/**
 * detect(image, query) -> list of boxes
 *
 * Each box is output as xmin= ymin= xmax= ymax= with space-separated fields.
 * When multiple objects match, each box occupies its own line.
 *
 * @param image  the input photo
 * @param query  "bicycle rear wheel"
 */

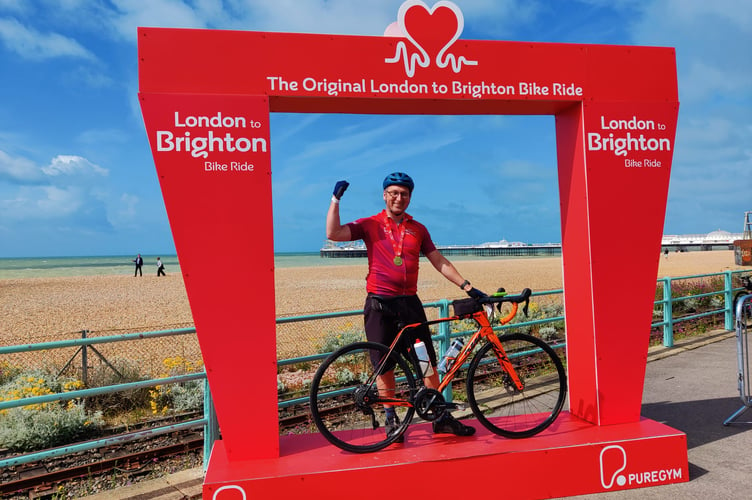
xmin=309 ymin=341 xmax=416 ymax=453
xmin=466 ymin=333 xmax=566 ymax=438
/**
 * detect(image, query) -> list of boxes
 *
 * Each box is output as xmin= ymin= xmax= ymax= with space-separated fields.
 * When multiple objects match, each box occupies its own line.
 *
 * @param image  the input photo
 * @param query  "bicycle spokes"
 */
xmin=309 ymin=342 xmax=416 ymax=453
xmin=466 ymin=333 xmax=567 ymax=438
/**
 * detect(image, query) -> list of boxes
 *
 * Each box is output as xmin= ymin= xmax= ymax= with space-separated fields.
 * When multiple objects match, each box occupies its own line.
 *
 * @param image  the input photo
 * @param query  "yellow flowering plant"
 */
xmin=148 ymin=356 xmax=204 ymax=415
xmin=0 ymin=369 xmax=103 ymax=452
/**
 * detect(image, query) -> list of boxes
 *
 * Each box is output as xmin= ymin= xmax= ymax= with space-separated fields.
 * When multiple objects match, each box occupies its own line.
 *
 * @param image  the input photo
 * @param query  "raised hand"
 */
xmin=333 ymin=180 xmax=349 ymax=200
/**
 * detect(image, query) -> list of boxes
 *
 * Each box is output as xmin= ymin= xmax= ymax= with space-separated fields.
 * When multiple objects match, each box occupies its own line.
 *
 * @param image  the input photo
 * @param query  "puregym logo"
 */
xmin=599 ymin=445 xmax=683 ymax=490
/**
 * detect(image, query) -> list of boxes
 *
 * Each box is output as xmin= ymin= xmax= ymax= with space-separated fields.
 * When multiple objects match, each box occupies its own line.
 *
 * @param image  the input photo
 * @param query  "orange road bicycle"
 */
xmin=309 ymin=288 xmax=567 ymax=453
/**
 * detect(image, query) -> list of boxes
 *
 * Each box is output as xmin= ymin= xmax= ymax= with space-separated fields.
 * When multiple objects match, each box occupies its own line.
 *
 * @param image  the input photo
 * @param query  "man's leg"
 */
xmin=405 ymin=299 xmax=475 ymax=438
xmin=376 ymin=370 xmax=404 ymax=442
xmin=376 ymin=370 xmax=396 ymax=399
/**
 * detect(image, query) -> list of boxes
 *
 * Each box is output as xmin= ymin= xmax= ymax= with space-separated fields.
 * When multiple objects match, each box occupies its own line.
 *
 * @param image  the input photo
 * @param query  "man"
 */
xmin=326 ymin=172 xmax=479 ymax=440
xmin=133 ymin=253 xmax=143 ymax=277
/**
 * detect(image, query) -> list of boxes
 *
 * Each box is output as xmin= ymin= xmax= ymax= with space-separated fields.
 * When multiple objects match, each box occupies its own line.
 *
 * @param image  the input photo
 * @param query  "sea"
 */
xmin=0 ymin=252 xmax=518 ymax=279
xmin=0 ymin=253 xmax=367 ymax=279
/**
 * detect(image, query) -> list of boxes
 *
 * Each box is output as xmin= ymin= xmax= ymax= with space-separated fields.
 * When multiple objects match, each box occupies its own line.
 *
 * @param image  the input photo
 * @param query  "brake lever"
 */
xmin=494 ymin=287 xmax=507 ymax=312
xmin=521 ymin=288 xmax=532 ymax=317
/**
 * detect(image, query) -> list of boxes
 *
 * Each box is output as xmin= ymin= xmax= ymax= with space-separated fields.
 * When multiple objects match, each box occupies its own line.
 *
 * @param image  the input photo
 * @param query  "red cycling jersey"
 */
xmin=347 ymin=210 xmax=436 ymax=296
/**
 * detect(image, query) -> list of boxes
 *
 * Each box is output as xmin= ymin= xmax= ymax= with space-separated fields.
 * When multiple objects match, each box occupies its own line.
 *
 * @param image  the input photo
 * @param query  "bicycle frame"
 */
xmin=371 ymin=299 xmax=525 ymax=408
xmin=438 ymin=301 xmax=524 ymax=393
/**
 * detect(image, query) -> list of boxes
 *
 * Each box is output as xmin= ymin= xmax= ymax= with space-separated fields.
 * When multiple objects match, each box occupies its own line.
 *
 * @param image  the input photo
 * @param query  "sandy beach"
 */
xmin=0 ymin=250 xmax=748 ymax=369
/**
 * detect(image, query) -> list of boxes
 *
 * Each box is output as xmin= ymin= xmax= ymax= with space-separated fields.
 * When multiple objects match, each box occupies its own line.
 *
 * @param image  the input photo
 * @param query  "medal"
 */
xmin=383 ymin=211 xmax=411 ymax=269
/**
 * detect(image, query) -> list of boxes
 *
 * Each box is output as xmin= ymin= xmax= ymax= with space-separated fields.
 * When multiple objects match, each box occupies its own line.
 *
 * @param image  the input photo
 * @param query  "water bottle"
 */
xmin=414 ymin=339 xmax=434 ymax=377
xmin=438 ymin=339 xmax=464 ymax=374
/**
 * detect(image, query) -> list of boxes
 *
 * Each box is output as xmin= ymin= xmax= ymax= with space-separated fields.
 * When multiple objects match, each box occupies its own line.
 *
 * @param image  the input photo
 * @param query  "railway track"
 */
xmin=0 ymin=367 xmax=545 ymax=498
xmin=0 ymin=430 xmax=203 ymax=498
xmin=0 ymin=410 xmax=313 ymax=498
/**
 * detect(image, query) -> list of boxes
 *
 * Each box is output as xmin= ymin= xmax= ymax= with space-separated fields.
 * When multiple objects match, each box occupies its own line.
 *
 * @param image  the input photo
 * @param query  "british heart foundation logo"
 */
xmin=385 ymin=0 xmax=478 ymax=77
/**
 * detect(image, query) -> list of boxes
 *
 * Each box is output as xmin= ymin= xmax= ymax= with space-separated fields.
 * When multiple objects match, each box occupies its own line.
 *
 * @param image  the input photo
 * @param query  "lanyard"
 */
xmin=382 ymin=211 xmax=412 ymax=265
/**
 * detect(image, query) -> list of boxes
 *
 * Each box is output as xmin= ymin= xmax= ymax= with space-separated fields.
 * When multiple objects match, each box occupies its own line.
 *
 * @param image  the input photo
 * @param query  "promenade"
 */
xmin=84 ymin=330 xmax=751 ymax=499
xmin=572 ymin=331 xmax=751 ymax=499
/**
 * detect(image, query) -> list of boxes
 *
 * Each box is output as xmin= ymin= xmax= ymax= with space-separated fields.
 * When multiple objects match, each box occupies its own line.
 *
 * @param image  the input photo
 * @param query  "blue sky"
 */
xmin=0 ymin=0 xmax=750 ymax=257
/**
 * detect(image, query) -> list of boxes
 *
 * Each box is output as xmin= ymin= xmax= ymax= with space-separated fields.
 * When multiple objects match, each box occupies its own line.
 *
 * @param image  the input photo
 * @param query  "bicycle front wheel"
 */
xmin=309 ymin=342 xmax=416 ymax=453
xmin=466 ymin=333 xmax=567 ymax=438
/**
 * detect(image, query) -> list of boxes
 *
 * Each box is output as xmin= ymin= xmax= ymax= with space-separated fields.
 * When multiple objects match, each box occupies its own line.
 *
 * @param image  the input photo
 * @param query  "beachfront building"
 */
xmin=661 ymin=229 xmax=743 ymax=252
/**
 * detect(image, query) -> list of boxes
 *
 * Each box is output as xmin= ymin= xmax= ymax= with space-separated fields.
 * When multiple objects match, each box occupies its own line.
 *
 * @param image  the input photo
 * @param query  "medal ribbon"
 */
xmin=383 ymin=212 xmax=412 ymax=261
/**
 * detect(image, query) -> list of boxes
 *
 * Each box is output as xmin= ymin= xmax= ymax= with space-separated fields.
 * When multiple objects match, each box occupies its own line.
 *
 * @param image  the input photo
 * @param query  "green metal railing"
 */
xmin=654 ymin=270 xmax=749 ymax=347
xmin=278 ymin=288 xmax=566 ymax=406
xmin=0 ymin=329 xmax=219 ymax=471
xmin=1 ymin=269 xmax=750 ymax=471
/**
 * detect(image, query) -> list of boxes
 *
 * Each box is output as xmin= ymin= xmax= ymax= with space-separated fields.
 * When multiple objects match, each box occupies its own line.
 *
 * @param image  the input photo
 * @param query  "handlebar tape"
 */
xmin=480 ymin=288 xmax=532 ymax=304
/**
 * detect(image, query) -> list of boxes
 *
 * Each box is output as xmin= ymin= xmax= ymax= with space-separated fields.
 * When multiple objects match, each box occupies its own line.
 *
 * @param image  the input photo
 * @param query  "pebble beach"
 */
xmin=0 ymin=250 xmax=746 ymax=346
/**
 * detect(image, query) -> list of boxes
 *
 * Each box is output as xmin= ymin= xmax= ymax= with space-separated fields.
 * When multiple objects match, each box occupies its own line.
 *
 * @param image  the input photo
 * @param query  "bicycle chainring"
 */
xmin=414 ymin=388 xmax=446 ymax=421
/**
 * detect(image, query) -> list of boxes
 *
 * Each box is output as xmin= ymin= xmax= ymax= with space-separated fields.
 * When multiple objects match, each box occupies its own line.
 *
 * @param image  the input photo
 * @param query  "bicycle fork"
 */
xmin=487 ymin=334 xmax=525 ymax=392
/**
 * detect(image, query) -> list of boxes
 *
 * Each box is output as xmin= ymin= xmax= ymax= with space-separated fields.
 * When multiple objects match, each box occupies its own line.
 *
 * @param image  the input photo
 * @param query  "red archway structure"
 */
xmin=139 ymin=2 xmax=685 ymax=497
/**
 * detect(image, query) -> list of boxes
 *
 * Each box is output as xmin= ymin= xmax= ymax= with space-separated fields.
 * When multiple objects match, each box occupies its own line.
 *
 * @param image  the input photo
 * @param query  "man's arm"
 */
xmin=425 ymin=249 xmax=472 ymax=293
xmin=326 ymin=180 xmax=352 ymax=242
xmin=326 ymin=198 xmax=352 ymax=241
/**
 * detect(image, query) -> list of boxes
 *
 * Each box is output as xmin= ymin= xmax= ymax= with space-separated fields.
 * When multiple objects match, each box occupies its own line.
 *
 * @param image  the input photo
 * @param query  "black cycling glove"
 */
xmin=333 ymin=180 xmax=349 ymax=200
xmin=466 ymin=287 xmax=487 ymax=299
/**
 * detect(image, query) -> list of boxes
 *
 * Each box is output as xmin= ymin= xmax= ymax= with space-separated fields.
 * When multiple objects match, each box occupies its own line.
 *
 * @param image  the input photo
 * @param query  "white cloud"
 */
xmin=1 ymin=185 xmax=80 ymax=220
xmin=630 ymin=0 xmax=752 ymax=102
xmin=0 ymin=149 xmax=43 ymax=183
xmin=36 ymin=185 xmax=82 ymax=216
xmin=101 ymin=0 xmax=542 ymax=41
xmin=0 ymin=17 xmax=96 ymax=60
xmin=107 ymin=0 xmax=210 ymax=40
xmin=41 ymin=155 xmax=109 ymax=178
xmin=0 ymin=0 xmax=26 ymax=14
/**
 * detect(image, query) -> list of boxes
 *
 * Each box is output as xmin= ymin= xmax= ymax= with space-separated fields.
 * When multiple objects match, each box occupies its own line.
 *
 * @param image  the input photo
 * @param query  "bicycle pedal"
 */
xmin=446 ymin=402 xmax=466 ymax=411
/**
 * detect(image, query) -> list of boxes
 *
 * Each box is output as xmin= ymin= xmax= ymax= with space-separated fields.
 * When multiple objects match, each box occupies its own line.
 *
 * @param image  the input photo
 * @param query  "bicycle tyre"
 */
xmin=466 ymin=333 xmax=567 ymax=438
xmin=309 ymin=341 xmax=416 ymax=453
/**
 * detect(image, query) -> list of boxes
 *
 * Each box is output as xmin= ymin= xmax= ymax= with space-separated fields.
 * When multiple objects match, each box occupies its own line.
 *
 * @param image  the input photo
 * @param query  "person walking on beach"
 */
xmin=156 ymin=257 xmax=166 ymax=276
xmin=326 ymin=172 xmax=483 ymax=441
xmin=133 ymin=254 xmax=143 ymax=277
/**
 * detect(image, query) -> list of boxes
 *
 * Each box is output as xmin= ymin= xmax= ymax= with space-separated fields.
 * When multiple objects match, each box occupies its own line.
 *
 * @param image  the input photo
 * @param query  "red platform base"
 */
xmin=204 ymin=412 xmax=688 ymax=499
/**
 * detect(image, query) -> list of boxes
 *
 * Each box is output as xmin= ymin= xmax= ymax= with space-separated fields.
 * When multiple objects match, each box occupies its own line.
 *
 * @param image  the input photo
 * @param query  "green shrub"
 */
xmin=505 ymin=300 xmax=565 ymax=338
xmin=149 ymin=357 xmax=204 ymax=415
xmin=317 ymin=323 xmax=365 ymax=354
xmin=0 ymin=370 xmax=104 ymax=452
xmin=85 ymin=358 xmax=152 ymax=416
xmin=538 ymin=326 xmax=559 ymax=342
xmin=0 ymin=360 xmax=21 ymax=385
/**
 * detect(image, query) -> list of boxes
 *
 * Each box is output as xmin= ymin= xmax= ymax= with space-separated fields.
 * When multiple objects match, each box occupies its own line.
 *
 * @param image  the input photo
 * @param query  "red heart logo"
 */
xmin=401 ymin=2 xmax=462 ymax=62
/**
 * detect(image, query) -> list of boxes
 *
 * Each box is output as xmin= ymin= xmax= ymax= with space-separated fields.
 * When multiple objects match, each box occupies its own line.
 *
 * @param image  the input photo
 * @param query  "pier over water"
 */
xmin=320 ymin=244 xmax=562 ymax=258
xmin=321 ymin=228 xmax=745 ymax=259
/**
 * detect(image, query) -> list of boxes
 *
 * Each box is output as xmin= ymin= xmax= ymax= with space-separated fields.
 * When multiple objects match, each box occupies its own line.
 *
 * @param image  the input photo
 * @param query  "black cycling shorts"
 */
xmin=363 ymin=293 xmax=437 ymax=371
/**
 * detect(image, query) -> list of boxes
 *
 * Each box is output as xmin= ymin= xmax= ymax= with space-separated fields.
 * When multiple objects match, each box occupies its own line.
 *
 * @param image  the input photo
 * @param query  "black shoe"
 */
xmin=385 ymin=414 xmax=405 ymax=443
xmin=433 ymin=413 xmax=475 ymax=436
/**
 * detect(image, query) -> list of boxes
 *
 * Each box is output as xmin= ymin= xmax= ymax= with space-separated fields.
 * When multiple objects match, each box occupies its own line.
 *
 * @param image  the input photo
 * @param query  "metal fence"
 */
xmin=0 ymin=269 xmax=750 ymax=470
xmin=724 ymin=292 xmax=752 ymax=425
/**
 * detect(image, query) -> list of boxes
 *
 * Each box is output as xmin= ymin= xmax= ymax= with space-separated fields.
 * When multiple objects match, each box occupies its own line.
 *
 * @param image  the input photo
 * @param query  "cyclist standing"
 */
xmin=326 ymin=172 xmax=480 ymax=440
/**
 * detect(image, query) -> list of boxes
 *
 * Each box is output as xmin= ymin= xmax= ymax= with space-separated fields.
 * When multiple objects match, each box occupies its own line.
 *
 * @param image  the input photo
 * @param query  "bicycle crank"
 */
xmin=414 ymin=388 xmax=447 ymax=421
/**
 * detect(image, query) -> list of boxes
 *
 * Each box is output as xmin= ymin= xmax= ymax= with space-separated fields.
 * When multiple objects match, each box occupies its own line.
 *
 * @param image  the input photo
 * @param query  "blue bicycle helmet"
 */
xmin=383 ymin=172 xmax=414 ymax=193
